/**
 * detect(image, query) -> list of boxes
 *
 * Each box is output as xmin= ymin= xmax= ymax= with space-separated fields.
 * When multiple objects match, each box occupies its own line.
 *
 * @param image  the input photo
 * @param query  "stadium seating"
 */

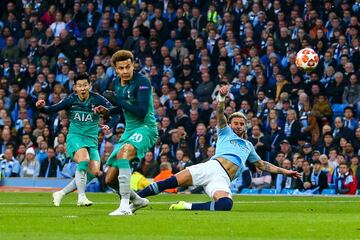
xmin=240 ymin=188 xmax=260 ymax=194
xmin=321 ymin=189 xmax=336 ymax=195
xmin=260 ymin=189 xmax=280 ymax=194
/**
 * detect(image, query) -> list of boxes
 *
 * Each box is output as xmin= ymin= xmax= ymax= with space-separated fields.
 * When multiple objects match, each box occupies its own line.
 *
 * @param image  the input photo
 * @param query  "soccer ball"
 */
xmin=295 ymin=48 xmax=319 ymax=72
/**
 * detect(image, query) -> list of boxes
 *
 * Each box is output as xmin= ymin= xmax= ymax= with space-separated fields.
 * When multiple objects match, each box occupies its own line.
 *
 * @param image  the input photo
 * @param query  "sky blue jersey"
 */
xmin=210 ymin=126 xmax=261 ymax=178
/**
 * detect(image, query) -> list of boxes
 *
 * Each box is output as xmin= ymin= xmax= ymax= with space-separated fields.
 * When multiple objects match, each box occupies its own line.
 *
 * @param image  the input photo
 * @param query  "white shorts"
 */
xmin=187 ymin=160 xmax=231 ymax=198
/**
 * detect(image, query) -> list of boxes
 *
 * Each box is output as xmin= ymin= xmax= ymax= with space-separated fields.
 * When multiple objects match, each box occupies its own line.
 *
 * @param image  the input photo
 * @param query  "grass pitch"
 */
xmin=0 ymin=192 xmax=359 ymax=240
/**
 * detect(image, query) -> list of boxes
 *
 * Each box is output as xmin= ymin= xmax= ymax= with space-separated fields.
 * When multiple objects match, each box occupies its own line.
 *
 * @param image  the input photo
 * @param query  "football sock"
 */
xmin=138 ymin=176 xmax=178 ymax=198
xmin=118 ymin=159 xmax=131 ymax=208
xmin=75 ymin=161 xmax=89 ymax=196
xmin=191 ymin=197 xmax=233 ymax=211
xmin=62 ymin=172 xmax=95 ymax=195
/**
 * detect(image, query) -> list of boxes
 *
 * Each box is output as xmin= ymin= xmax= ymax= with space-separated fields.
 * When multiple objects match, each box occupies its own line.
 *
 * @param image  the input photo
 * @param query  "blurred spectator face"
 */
xmin=334 ymin=117 xmax=343 ymax=128
xmin=161 ymin=117 xmax=170 ymax=128
xmin=251 ymin=125 xmax=261 ymax=136
xmin=196 ymin=124 xmax=206 ymax=136
xmin=355 ymin=128 xmax=360 ymax=139
xmin=144 ymin=151 xmax=154 ymax=163
xmin=339 ymin=164 xmax=349 ymax=175
xmin=190 ymin=111 xmax=199 ymax=122
xmin=331 ymin=18 xmax=340 ymax=28
xmin=6 ymin=36 xmax=14 ymax=47
xmin=47 ymin=148 xmax=55 ymax=159
xmin=207 ymin=147 xmax=215 ymax=158
xmin=319 ymin=154 xmax=329 ymax=165
xmin=303 ymin=161 xmax=311 ymax=172
xmin=5 ymin=148 xmax=13 ymax=161
xmin=350 ymin=74 xmax=358 ymax=85
xmin=324 ymin=134 xmax=333 ymax=145
xmin=350 ymin=156 xmax=359 ymax=166
xmin=282 ymin=159 xmax=292 ymax=169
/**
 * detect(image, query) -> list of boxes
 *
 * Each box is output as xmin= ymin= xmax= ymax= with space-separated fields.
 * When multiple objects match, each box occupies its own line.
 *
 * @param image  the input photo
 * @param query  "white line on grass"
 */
xmin=1 ymin=200 xmax=360 ymax=205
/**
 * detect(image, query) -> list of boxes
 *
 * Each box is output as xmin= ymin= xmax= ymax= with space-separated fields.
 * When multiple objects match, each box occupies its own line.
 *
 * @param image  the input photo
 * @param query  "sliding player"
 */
xmin=137 ymin=86 xmax=301 ymax=211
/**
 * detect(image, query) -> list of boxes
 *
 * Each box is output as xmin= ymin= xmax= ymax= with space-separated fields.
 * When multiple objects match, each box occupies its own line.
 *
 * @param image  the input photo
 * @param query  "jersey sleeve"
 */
xmin=113 ymin=76 xmax=151 ymax=118
xmin=94 ymin=93 xmax=120 ymax=129
xmin=40 ymin=94 xmax=73 ymax=114
xmin=247 ymin=142 xmax=262 ymax=164
xmin=216 ymin=125 xmax=232 ymax=137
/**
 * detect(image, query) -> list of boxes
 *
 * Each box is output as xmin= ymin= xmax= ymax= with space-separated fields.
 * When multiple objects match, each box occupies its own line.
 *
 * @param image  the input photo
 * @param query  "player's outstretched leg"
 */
xmin=169 ymin=197 xmax=233 ymax=211
xmin=75 ymin=161 xmax=93 ymax=206
xmin=137 ymin=176 xmax=179 ymax=198
xmin=109 ymin=144 xmax=136 ymax=216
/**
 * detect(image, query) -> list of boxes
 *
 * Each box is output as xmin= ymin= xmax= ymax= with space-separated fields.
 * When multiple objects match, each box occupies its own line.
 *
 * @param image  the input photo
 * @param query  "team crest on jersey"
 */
xmin=74 ymin=112 xmax=93 ymax=122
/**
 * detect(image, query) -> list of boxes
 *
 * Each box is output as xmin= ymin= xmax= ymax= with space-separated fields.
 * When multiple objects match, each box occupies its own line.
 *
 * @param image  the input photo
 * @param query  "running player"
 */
xmin=36 ymin=73 xmax=117 ymax=206
xmin=137 ymin=85 xmax=301 ymax=211
xmin=94 ymin=50 xmax=158 ymax=215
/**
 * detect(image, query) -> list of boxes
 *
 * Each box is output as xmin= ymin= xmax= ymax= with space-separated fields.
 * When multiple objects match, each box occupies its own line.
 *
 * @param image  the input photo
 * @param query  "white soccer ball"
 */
xmin=295 ymin=48 xmax=319 ymax=72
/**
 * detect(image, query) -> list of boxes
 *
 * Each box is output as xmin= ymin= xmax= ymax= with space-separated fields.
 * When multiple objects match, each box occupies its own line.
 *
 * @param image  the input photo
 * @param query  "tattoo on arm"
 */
xmin=216 ymin=101 xmax=227 ymax=128
xmin=256 ymin=160 xmax=283 ymax=174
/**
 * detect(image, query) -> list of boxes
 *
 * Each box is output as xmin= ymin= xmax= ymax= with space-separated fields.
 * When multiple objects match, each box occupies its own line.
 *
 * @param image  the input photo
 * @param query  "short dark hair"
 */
xmin=111 ymin=50 xmax=134 ymax=66
xmin=74 ymin=73 xmax=90 ymax=84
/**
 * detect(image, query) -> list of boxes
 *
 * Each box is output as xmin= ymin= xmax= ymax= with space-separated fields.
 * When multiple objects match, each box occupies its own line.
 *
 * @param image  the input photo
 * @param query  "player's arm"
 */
xmin=36 ymin=95 xmax=73 ymax=114
xmin=216 ymin=85 xmax=228 ymax=129
xmin=112 ymin=78 xmax=151 ymax=118
xmin=254 ymin=160 xmax=301 ymax=178
xmin=96 ymin=94 xmax=120 ymax=129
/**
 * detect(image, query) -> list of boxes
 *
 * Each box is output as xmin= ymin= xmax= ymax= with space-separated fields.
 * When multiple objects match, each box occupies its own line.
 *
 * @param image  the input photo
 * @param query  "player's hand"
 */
xmin=285 ymin=170 xmax=302 ymax=179
xmin=100 ymin=124 xmax=110 ymax=131
xmin=219 ymin=85 xmax=229 ymax=97
xmin=35 ymin=99 xmax=46 ymax=108
xmin=94 ymin=105 xmax=109 ymax=114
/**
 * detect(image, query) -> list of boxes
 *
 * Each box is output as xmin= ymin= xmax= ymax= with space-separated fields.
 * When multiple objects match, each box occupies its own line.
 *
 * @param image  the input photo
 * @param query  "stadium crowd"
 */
xmin=0 ymin=0 xmax=360 ymax=195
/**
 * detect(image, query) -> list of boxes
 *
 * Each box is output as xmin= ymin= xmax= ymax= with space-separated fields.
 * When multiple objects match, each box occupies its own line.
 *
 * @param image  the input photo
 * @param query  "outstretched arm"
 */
xmin=254 ymin=160 xmax=302 ymax=178
xmin=36 ymin=95 xmax=73 ymax=114
xmin=216 ymin=85 xmax=229 ymax=129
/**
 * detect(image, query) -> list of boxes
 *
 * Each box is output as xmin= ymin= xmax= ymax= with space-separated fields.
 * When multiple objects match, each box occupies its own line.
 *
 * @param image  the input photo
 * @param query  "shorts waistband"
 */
xmin=214 ymin=159 xmax=232 ymax=181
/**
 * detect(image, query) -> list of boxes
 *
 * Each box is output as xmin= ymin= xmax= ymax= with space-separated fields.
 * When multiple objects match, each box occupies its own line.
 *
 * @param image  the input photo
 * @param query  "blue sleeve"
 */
xmin=41 ymin=94 xmax=73 ymax=114
xmin=35 ymin=161 xmax=40 ymax=177
xmin=12 ymin=161 xmax=20 ymax=176
xmin=216 ymin=126 xmax=231 ymax=137
xmin=247 ymin=142 xmax=261 ymax=164
xmin=110 ymin=77 xmax=151 ymax=118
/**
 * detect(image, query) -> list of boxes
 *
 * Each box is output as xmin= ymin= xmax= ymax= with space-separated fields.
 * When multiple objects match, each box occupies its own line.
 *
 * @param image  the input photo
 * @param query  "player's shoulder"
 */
xmin=134 ymin=72 xmax=150 ymax=85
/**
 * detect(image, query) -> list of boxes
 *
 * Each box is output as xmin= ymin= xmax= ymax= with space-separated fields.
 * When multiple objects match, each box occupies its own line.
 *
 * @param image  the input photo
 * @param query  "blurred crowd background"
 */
xmin=0 ymin=0 xmax=359 ymax=194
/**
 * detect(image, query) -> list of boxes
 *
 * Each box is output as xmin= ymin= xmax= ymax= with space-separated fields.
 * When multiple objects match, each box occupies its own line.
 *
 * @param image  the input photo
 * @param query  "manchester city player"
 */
xmin=137 ymin=85 xmax=301 ymax=211
xmin=94 ymin=50 xmax=158 ymax=216
xmin=36 ymin=73 xmax=116 ymax=207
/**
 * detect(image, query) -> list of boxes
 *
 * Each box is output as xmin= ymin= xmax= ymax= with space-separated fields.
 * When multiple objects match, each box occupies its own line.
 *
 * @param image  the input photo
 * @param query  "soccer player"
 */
xmin=94 ymin=50 xmax=158 ymax=216
xmin=137 ymin=86 xmax=301 ymax=211
xmin=36 ymin=73 xmax=117 ymax=206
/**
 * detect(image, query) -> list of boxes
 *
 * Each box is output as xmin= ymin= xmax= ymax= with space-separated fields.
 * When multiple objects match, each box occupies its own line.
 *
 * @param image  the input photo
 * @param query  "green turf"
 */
xmin=0 ymin=192 xmax=360 ymax=240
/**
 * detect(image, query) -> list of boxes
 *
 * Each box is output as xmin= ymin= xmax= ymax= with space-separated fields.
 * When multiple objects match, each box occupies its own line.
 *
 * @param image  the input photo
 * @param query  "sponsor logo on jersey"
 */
xmin=74 ymin=112 xmax=93 ymax=122
xmin=139 ymin=85 xmax=149 ymax=90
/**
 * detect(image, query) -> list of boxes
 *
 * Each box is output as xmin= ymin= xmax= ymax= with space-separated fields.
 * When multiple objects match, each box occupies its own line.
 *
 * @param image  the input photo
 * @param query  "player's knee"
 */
xmin=116 ymin=144 xmax=136 ymax=159
xmin=215 ymin=197 xmax=233 ymax=211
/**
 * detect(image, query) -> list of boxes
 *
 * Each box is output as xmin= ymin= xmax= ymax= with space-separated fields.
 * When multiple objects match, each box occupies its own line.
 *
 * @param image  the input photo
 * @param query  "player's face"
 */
xmin=230 ymin=117 xmax=246 ymax=137
xmin=115 ymin=59 xmax=134 ymax=82
xmin=75 ymin=79 xmax=91 ymax=100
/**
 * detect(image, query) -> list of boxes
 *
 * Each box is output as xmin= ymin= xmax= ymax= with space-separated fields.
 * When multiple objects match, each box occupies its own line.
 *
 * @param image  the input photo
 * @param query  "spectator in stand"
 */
xmin=20 ymin=148 xmax=40 ymax=177
xmin=0 ymin=148 xmax=20 ymax=177
xmin=39 ymin=147 xmax=62 ymax=178
xmin=251 ymin=167 xmax=272 ymax=190
xmin=335 ymin=163 xmax=358 ymax=195
xmin=350 ymin=156 xmax=360 ymax=189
